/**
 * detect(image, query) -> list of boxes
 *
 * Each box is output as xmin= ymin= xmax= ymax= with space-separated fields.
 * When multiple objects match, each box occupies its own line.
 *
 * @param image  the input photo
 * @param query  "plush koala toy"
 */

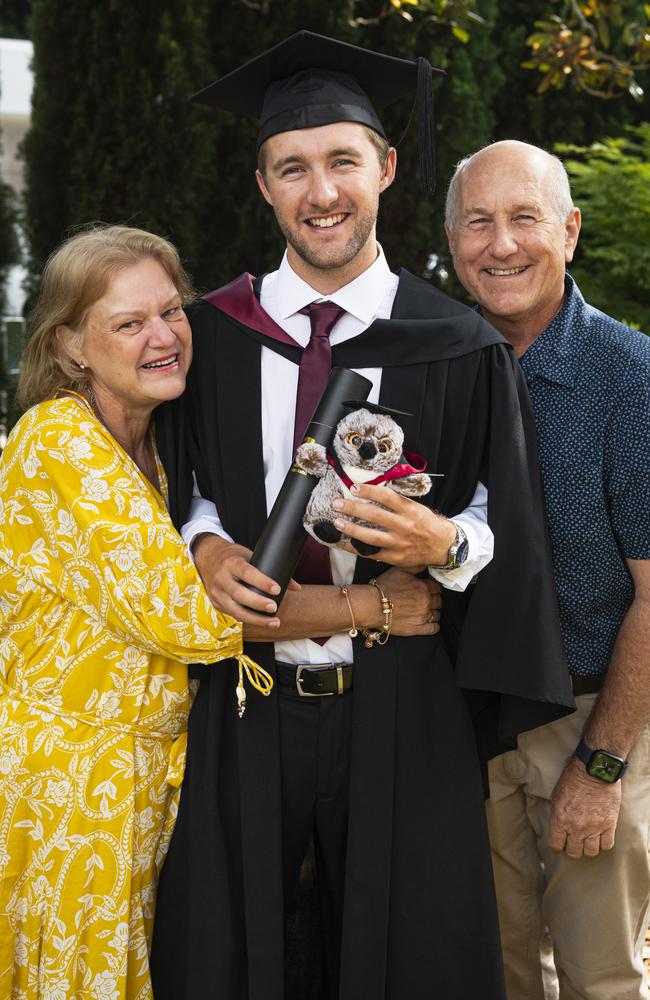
xmin=294 ymin=404 xmax=432 ymax=555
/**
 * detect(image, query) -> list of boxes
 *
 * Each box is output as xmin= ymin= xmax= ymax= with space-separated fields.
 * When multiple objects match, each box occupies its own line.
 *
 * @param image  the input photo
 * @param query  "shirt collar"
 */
xmin=518 ymin=274 xmax=587 ymax=387
xmin=275 ymin=245 xmax=393 ymax=324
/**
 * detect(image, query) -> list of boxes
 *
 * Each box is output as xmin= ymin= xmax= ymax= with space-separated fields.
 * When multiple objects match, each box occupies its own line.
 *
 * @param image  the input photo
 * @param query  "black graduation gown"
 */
xmin=151 ymin=270 xmax=574 ymax=1000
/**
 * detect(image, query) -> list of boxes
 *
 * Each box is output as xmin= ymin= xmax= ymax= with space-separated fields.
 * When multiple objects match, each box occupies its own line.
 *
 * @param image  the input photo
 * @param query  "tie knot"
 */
xmin=303 ymin=301 xmax=345 ymax=341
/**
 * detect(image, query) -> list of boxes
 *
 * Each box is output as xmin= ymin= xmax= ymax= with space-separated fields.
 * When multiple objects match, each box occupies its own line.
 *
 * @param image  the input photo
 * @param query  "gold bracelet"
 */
xmin=340 ymin=586 xmax=358 ymax=638
xmin=362 ymin=578 xmax=393 ymax=648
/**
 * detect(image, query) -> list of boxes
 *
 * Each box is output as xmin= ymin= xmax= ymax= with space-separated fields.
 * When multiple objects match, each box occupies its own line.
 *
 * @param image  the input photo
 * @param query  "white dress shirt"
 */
xmin=184 ymin=247 xmax=494 ymax=665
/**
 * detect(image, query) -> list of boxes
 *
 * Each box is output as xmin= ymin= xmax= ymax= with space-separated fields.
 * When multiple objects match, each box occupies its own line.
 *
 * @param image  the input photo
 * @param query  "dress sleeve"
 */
xmin=0 ymin=401 xmax=243 ymax=664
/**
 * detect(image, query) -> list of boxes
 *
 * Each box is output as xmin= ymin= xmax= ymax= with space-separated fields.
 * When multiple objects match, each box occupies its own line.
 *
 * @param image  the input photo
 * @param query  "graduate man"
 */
xmin=151 ymin=32 xmax=574 ymax=1000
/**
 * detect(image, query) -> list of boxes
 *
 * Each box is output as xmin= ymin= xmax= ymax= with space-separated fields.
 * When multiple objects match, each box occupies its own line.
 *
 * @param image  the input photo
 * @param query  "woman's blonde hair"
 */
xmin=18 ymin=224 xmax=195 ymax=410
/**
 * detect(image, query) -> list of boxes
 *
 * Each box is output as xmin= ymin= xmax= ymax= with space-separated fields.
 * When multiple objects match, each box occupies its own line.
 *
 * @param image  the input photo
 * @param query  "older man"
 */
xmin=446 ymin=139 xmax=650 ymax=1000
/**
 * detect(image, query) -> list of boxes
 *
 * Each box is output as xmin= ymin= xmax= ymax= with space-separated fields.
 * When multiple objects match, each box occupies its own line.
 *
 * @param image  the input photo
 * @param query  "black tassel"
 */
xmin=417 ymin=56 xmax=437 ymax=200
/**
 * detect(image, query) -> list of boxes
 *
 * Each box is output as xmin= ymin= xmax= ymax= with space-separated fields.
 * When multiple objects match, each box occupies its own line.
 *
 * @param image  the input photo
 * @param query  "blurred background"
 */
xmin=0 ymin=0 xmax=648 ymax=445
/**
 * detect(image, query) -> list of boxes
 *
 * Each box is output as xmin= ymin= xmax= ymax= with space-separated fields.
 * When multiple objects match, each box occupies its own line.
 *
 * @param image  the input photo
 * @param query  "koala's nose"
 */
xmin=358 ymin=441 xmax=377 ymax=460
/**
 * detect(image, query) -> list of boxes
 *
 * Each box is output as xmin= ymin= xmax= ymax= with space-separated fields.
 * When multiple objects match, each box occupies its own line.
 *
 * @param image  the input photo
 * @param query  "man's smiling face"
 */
xmin=446 ymin=144 xmax=580 ymax=339
xmin=256 ymin=121 xmax=395 ymax=289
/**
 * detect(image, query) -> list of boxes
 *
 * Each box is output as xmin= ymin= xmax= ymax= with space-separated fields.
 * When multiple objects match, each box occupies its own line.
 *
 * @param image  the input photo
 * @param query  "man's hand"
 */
xmin=332 ymin=484 xmax=456 ymax=566
xmin=374 ymin=566 xmax=442 ymax=636
xmin=193 ymin=533 xmax=298 ymax=627
xmin=548 ymin=756 xmax=622 ymax=858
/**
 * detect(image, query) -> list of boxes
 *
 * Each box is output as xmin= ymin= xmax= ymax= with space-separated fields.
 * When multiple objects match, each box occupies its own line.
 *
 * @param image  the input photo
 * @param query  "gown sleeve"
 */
xmin=450 ymin=346 xmax=575 ymax=753
xmin=0 ymin=400 xmax=243 ymax=665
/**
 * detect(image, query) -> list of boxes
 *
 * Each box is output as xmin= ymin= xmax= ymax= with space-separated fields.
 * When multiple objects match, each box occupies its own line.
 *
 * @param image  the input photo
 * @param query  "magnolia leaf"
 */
xmin=628 ymin=78 xmax=644 ymax=100
xmin=452 ymin=25 xmax=470 ymax=42
xmin=596 ymin=15 xmax=610 ymax=47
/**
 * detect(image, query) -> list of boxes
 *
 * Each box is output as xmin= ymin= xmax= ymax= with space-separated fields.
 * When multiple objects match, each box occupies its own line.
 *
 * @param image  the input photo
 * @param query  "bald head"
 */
xmin=446 ymin=141 xmax=574 ymax=232
xmin=443 ymin=139 xmax=581 ymax=351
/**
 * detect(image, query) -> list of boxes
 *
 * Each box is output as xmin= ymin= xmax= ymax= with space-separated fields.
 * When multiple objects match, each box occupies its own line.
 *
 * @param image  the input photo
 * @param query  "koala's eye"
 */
xmin=347 ymin=433 xmax=363 ymax=447
xmin=378 ymin=439 xmax=390 ymax=454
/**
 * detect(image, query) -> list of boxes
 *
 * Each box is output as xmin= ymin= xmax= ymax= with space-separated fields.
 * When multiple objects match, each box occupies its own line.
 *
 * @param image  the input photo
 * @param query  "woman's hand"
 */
xmin=193 ymin=533 xmax=299 ymax=627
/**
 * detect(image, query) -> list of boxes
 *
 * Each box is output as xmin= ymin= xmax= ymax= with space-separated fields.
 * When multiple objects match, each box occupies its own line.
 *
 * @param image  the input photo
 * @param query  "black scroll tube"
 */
xmin=248 ymin=367 xmax=372 ymax=605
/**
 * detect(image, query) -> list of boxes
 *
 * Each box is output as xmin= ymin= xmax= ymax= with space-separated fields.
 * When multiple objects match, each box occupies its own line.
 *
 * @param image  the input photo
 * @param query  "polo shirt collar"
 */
xmin=275 ymin=244 xmax=392 ymax=324
xmin=519 ymin=275 xmax=586 ymax=388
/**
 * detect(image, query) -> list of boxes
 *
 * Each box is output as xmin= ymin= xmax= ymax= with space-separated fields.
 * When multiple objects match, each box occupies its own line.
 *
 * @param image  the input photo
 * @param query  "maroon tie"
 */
xmin=293 ymin=302 xmax=345 ymax=601
xmin=293 ymin=301 xmax=345 ymax=454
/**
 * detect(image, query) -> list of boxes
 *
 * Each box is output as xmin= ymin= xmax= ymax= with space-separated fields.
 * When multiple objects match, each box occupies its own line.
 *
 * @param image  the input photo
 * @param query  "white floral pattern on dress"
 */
xmin=0 ymin=397 xmax=243 ymax=999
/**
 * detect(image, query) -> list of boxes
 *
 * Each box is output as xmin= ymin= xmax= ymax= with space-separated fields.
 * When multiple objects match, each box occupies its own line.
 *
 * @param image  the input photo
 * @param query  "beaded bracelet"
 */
xmin=362 ymin=579 xmax=393 ymax=648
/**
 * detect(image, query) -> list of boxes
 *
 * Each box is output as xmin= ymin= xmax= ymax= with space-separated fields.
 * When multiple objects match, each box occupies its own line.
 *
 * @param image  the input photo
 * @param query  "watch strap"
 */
xmin=574 ymin=739 xmax=592 ymax=768
xmin=430 ymin=522 xmax=468 ymax=570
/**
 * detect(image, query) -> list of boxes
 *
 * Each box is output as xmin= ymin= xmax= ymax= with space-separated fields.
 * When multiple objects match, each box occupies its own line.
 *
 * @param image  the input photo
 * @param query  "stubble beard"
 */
xmin=277 ymin=200 xmax=379 ymax=272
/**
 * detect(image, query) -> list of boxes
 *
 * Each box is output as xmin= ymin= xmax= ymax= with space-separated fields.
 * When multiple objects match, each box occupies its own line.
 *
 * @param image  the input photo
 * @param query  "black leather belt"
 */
xmin=276 ymin=661 xmax=353 ymax=697
xmin=571 ymin=674 xmax=603 ymax=696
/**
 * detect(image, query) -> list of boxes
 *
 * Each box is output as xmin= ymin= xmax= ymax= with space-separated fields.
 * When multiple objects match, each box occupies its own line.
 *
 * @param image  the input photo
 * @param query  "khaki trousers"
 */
xmin=487 ymin=694 xmax=650 ymax=1000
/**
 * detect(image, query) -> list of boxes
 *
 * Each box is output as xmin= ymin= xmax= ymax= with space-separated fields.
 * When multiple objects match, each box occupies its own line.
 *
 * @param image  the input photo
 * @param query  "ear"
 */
xmin=444 ymin=222 xmax=455 ymax=255
xmin=379 ymin=147 xmax=397 ymax=194
xmin=256 ymin=169 xmax=274 ymax=206
xmin=564 ymin=207 xmax=581 ymax=263
xmin=56 ymin=324 xmax=84 ymax=367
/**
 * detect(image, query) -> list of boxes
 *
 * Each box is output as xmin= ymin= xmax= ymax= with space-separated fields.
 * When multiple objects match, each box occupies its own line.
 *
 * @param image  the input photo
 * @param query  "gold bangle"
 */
xmin=362 ymin=578 xmax=393 ymax=648
xmin=340 ymin=586 xmax=358 ymax=638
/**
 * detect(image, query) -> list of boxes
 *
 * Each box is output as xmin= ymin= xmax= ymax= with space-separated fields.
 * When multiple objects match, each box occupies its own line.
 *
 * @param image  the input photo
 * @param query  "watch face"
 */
xmin=454 ymin=537 xmax=469 ymax=567
xmin=587 ymin=751 xmax=625 ymax=783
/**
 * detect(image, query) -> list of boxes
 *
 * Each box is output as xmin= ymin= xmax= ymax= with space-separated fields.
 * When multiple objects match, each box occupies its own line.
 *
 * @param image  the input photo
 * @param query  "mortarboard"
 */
xmin=342 ymin=400 xmax=412 ymax=420
xmin=191 ymin=30 xmax=444 ymax=198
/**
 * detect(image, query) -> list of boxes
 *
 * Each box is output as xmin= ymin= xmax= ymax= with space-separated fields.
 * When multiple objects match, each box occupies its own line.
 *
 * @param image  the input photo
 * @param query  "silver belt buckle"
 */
xmin=295 ymin=662 xmax=337 ymax=697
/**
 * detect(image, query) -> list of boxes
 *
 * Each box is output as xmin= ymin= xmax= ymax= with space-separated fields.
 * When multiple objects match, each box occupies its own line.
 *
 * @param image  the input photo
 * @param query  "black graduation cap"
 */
xmin=191 ymin=30 xmax=444 ymax=198
xmin=342 ymin=400 xmax=413 ymax=420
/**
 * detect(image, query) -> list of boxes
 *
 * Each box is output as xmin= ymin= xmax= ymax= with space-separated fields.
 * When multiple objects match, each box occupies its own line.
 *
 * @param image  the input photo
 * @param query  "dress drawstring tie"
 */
xmin=235 ymin=654 xmax=274 ymax=718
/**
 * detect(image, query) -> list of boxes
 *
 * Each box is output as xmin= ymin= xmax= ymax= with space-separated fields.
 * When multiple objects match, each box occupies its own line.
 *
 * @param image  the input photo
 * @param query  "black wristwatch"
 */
xmin=575 ymin=739 xmax=628 ymax=784
xmin=431 ymin=522 xmax=469 ymax=570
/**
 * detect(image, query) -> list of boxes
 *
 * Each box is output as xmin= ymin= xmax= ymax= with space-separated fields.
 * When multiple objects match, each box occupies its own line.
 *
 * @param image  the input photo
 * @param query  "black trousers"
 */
xmin=278 ymin=683 xmax=354 ymax=1000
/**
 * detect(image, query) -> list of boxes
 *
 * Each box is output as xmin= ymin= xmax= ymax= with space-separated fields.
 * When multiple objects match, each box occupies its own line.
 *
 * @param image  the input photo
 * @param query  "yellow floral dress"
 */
xmin=0 ymin=396 xmax=246 ymax=999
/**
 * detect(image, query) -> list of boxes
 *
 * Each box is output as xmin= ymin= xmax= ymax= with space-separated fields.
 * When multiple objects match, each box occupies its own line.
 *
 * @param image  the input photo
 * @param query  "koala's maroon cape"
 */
xmin=152 ymin=269 xmax=574 ymax=1000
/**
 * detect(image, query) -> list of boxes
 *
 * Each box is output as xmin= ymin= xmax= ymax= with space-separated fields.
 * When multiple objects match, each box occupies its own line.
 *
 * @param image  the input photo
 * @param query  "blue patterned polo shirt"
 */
xmin=519 ymin=275 xmax=650 ymax=676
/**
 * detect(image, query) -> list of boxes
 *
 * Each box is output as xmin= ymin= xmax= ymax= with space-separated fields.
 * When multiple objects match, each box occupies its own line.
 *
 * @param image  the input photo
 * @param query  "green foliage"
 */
xmin=0 ymin=180 xmax=19 ymax=317
xmin=348 ymin=0 xmax=485 ymax=33
xmin=488 ymin=0 xmax=649 ymax=146
xmin=0 ymin=25 xmax=22 ymax=442
xmin=523 ymin=1 xmax=649 ymax=101
xmin=0 ymin=0 xmax=31 ymax=38
xmin=0 ymin=86 xmax=20 ymax=301
xmin=557 ymin=123 xmax=650 ymax=329
xmin=23 ymin=0 xmax=218 ymax=281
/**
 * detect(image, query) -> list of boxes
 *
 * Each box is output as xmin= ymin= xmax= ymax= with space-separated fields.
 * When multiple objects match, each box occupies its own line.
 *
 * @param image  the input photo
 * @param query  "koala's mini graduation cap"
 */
xmin=191 ymin=30 xmax=444 ymax=198
xmin=343 ymin=400 xmax=414 ymax=432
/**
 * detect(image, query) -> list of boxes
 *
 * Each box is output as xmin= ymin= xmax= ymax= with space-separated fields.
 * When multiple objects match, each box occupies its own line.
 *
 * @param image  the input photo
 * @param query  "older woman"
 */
xmin=0 ymin=225 xmax=272 ymax=999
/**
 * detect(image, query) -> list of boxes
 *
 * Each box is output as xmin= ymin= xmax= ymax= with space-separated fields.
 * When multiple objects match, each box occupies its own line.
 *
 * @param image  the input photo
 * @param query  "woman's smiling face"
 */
xmin=73 ymin=256 xmax=192 ymax=417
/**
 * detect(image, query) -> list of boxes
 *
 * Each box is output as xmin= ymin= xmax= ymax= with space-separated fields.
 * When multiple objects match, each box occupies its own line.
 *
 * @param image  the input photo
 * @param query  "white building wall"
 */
xmin=0 ymin=38 xmax=33 ymax=197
